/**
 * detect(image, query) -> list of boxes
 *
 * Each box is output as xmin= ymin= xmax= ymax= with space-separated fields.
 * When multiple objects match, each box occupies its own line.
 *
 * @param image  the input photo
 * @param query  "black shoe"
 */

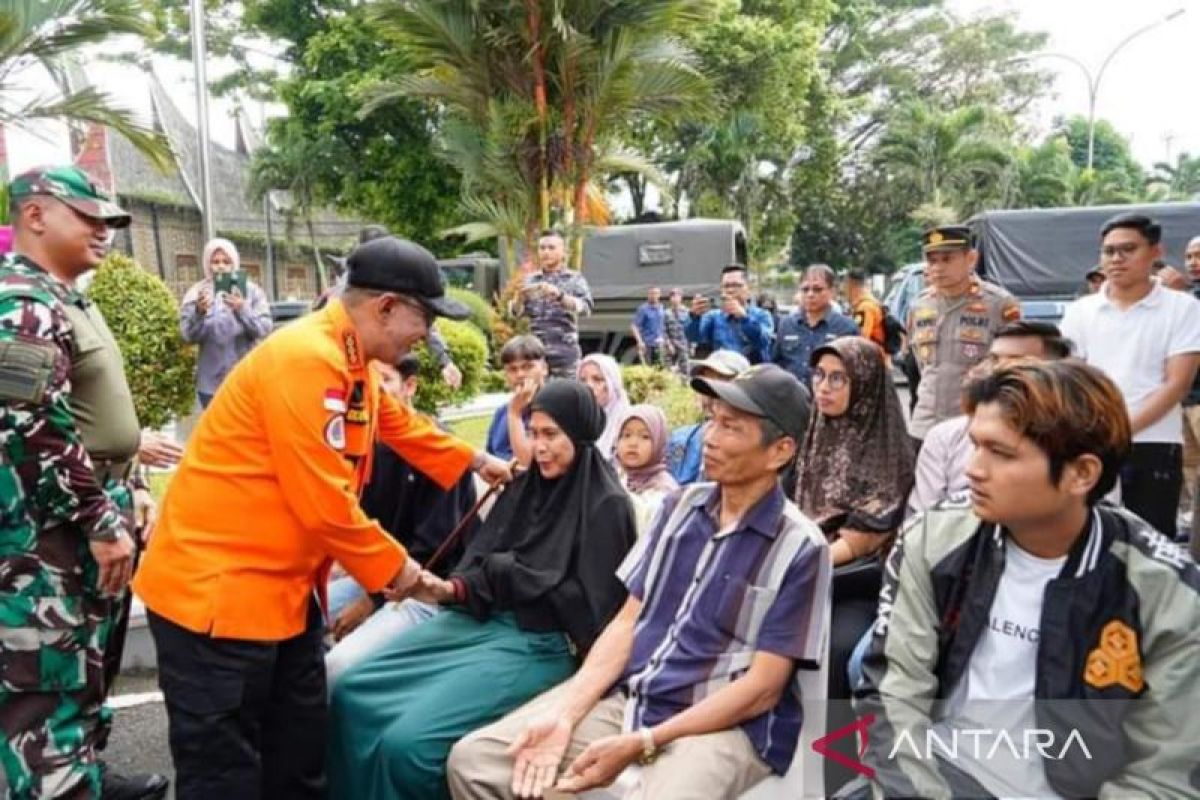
xmin=100 ymin=769 xmax=170 ymax=800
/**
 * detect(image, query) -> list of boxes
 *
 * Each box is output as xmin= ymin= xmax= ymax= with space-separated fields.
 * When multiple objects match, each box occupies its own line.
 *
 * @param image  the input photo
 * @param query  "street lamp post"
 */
xmin=1024 ymin=8 xmax=1185 ymax=171
xmin=190 ymin=0 xmax=215 ymax=242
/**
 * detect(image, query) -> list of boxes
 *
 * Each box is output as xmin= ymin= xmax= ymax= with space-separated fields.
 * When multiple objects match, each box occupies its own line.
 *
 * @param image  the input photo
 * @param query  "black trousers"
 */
xmin=1121 ymin=442 xmax=1183 ymax=538
xmin=148 ymin=601 xmax=327 ymax=800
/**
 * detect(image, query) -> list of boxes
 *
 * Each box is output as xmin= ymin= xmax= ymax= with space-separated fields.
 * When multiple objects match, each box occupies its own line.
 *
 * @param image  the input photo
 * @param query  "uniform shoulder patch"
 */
xmin=0 ymin=340 xmax=58 ymax=403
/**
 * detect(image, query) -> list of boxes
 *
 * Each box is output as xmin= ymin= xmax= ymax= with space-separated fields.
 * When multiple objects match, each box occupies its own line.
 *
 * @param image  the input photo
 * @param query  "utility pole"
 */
xmin=190 ymin=0 xmax=215 ymax=241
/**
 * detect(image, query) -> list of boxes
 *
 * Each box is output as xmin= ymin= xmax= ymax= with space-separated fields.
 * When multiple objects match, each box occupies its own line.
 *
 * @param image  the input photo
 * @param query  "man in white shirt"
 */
xmin=1059 ymin=213 xmax=1200 ymax=536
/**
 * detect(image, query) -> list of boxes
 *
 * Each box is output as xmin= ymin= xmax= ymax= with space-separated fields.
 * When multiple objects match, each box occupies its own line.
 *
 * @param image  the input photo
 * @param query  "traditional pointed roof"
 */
xmin=71 ymin=63 xmax=362 ymax=246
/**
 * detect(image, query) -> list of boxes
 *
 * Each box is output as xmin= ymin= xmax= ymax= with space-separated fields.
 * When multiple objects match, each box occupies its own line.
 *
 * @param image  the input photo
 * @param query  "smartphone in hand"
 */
xmin=214 ymin=271 xmax=248 ymax=296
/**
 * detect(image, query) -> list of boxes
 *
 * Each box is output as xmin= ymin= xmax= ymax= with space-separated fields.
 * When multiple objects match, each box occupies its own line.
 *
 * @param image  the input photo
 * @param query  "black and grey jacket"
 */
xmin=854 ymin=501 xmax=1200 ymax=798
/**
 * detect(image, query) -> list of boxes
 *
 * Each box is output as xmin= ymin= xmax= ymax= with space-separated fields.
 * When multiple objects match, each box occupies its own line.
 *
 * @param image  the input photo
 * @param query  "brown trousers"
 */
xmin=447 ymin=682 xmax=772 ymax=800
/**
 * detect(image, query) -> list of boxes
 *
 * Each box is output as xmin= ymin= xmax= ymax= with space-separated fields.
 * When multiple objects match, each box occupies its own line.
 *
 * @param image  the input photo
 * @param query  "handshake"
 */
xmin=382 ymin=558 xmax=457 ymax=605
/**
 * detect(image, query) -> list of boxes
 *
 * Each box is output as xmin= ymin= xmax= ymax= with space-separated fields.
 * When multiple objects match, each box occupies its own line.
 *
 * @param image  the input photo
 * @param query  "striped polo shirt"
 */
xmin=617 ymin=482 xmax=830 ymax=773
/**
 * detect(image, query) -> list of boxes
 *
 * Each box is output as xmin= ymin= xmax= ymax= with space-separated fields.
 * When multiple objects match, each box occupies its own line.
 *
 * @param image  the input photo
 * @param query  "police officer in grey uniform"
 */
xmin=511 ymin=230 xmax=594 ymax=378
xmin=908 ymin=225 xmax=1021 ymax=442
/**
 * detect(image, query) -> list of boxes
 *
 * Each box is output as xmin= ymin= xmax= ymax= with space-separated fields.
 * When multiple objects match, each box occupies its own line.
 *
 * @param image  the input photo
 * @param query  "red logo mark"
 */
xmin=812 ymin=713 xmax=876 ymax=779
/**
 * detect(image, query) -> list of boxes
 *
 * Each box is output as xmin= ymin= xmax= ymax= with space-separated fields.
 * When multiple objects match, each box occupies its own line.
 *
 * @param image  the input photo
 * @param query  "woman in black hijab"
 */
xmin=327 ymin=380 xmax=637 ymax=800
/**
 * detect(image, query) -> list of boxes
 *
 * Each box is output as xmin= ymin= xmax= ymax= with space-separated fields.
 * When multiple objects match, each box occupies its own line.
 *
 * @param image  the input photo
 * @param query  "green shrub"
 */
xmin=620 ymin=365 xmax=701 ymax=429
xmin=479 ymin=369 xmax=508 ymax=393
xmin=447 ymin=287 xmax=495 ymax=340
xmin=88 ymin=253 xmax=197 ymax=428
xmin=412 ymin=318 xmax=488 ymax=414
xmin=621 ymin=365 xmax=675 ymax=404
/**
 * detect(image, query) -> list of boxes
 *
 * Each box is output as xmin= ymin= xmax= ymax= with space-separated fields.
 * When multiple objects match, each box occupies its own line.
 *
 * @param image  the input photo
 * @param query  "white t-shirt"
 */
xmin=1059 ymin=280 xmax=1200 ymax=444
xmin=935 ymin=540 xmax=1068 ymax=799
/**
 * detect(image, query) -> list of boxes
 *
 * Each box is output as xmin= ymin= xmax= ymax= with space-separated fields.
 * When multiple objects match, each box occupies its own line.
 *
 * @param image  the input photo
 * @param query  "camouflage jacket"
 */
xmin=517 ymin=269 xmax=594 ymax=347
xmin=0 ymin=254 xmax=124 ymax=543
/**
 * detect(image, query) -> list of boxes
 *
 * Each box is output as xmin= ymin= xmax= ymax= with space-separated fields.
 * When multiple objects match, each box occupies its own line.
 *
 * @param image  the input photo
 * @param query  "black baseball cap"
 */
xmin=346 ymin=236 xmax=469 ymax=321
xmin=691 ymin=363 xmax=812 ymax=442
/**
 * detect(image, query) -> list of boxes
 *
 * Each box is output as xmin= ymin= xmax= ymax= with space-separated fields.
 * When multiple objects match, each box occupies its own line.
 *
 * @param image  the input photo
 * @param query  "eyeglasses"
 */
xmin=391 ymin=294 xmax=434 ymax=327
xmin=721 ymin=282 xmax=747 ymax=291
xmin=1101 ymin=242 xmax=1142 ymax=261
xmin=812 ymin=368 xmax=849 ymax=390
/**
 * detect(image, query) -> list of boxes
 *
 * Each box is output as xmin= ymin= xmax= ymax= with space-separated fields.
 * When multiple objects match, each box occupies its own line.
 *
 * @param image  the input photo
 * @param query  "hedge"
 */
xmin=620 ymin=365 xmax=702 ymax=429
xmin=88 ymin=253 xmax=197 ymax=428
xmin=447 ymin=287 xmax=496 ymax=341
xmin=411 ymin=318 xmax=488 ymax=414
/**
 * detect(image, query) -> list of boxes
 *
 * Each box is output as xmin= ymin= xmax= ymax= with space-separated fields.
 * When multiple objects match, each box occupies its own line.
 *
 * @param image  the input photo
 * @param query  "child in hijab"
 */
xmin=577 ymin=352 xmax=629 ymax=458
xmin=327 ymin=380 xmax=637 ymax=800
xmin=615 ymin=405 xmax=680 ymax=535
xmin=179 ymin=237 xmax=273 ymax=407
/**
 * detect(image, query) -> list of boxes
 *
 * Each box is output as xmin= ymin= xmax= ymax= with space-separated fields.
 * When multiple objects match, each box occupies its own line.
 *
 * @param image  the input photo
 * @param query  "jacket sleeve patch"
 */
xmin=0 ymin=340 xmax=57 ymax=403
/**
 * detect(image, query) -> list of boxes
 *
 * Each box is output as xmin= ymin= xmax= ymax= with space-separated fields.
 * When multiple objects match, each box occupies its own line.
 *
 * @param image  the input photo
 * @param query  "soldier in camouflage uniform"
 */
xmin=510 ymin=231 xmax=594 ymax=378
xmin=0 ymin=167 xmax=167 ymax=799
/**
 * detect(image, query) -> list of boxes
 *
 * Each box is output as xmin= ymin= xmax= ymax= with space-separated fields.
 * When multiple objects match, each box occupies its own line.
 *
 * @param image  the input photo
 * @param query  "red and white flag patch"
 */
xmin=323 ymin=389 xmax=347 ymax=413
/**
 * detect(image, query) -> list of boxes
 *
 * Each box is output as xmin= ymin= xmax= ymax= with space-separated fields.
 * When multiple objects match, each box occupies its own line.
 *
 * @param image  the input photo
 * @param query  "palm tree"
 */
xmin=874 ymin=101 xmax=1014 ymax=217
xmin=0 ymin=0 xmax=172 ymax=172
xmin=1148 ymin=153 xmax=1200 ymax=201
xmin=364 ymin=0 xmax=710 ymax=264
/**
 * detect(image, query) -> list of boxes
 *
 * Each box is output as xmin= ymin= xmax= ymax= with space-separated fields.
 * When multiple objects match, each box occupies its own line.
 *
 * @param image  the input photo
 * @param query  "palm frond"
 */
xmin=7 ymin=85 xmax=173 ymax=172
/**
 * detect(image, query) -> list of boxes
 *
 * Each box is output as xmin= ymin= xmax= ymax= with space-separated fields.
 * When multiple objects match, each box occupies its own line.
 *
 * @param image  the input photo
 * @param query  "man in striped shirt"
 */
xmin=448 ymin=365 xmax=831 ymax=799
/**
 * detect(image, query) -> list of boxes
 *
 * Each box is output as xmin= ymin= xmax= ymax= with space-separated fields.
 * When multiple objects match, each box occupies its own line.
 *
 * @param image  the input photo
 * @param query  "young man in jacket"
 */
xmin=854 ymin=360 xmax=1200 ymax=799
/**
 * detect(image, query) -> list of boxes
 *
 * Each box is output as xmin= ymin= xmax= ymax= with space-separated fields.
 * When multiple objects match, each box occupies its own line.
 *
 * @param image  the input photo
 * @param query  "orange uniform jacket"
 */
xmin=133 ymin=299 xmax=475 ymax=641
xmin=853 ymin=295 xmax=886 ymax=349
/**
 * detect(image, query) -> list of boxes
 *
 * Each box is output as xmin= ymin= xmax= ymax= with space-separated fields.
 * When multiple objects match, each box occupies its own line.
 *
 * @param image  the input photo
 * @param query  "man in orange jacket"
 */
xmin=133 ymin=236 xmax=512 ymax=800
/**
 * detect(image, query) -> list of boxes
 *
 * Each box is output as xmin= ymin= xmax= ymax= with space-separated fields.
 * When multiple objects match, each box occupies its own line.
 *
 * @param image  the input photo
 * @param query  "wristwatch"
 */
xmin=637 ymin=728 xmax=659 ymax=765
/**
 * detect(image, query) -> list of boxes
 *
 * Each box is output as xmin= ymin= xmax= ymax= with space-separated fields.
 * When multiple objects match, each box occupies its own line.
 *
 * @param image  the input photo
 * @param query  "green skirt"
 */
xmin=326 ymin=609 xmax=575 ymax=800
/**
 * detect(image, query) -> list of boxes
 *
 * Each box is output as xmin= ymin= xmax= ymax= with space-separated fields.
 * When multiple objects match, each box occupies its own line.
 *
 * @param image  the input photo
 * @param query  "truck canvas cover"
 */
xmin=582 ymin=218 xmax=747 ymax=300
xmin=969 ymin=202 xmax=1200 ymax=298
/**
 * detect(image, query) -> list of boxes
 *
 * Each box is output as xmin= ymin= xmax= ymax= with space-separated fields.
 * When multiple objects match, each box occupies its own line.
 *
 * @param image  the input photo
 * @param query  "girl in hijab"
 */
xmin=577 ymin=352 xmax=629 ymax=458
xmin=614 ymin=404 xmax=679 ymax=535
xmin=326 ymin=380 xmax=637 ymax=800
xmin=795 ymin=336 xmax=915 ymax=704
xmin=179 ymin=237 xmax=272 ymax=407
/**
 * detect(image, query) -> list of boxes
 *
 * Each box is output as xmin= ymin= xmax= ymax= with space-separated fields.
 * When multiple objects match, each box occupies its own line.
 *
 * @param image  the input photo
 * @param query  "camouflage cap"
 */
xmin=8 ymin=165 xmax=131 ymax=229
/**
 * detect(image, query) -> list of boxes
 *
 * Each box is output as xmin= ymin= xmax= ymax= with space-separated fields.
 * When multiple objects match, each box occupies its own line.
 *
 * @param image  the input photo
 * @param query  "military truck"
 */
xmin=885 ymin=202 xmax=1200 ymax=327
xmin=444 ymin=220 xmax=749 ymax=360
xmin=576 ymin=219 xmax=748 ymax=358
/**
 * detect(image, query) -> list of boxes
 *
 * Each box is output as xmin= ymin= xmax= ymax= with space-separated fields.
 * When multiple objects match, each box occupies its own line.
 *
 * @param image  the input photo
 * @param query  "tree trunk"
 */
xmin=525 ymin=0 xmax=550 ymax=231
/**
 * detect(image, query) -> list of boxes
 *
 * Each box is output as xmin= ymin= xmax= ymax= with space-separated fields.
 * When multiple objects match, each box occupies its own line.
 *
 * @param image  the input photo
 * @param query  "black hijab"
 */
xmin=452 ymin=380 xmax=637 ymax=652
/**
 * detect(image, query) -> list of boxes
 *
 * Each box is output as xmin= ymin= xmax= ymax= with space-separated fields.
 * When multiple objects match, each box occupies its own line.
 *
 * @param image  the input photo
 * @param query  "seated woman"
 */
xmin=794 ymin=336 xmax=914 ymax=714
xmin=326 ymin=380 xmax=638 ymax=800
xmin=614 ymin=404 xmax=679 ymax=535
xmin=576 ymin=352 xmax=629 ymax=458
xmin=324 ymin=356 xmax=478 ymax=688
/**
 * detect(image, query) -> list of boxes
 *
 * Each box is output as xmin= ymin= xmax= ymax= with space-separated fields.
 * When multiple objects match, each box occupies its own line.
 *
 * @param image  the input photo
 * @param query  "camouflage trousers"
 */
xmin=0 ymin=469 xmax=128 ymax=799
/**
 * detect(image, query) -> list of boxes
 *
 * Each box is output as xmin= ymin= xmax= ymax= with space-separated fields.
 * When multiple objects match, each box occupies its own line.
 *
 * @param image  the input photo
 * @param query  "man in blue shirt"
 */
xmin=630 ymin=286 xmax=667 ymax=366
xmin=685 ymin=264 xmax=775 ymax=363
xmin=448 ymin=365 xmax=830 ymax=800
xmin=774 ymin=263 xmax=859 ymax=384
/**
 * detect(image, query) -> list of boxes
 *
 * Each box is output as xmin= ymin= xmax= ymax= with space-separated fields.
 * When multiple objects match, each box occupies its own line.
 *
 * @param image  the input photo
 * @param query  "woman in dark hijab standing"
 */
xmin=327 ymin=381 xmax=637 ymax=800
